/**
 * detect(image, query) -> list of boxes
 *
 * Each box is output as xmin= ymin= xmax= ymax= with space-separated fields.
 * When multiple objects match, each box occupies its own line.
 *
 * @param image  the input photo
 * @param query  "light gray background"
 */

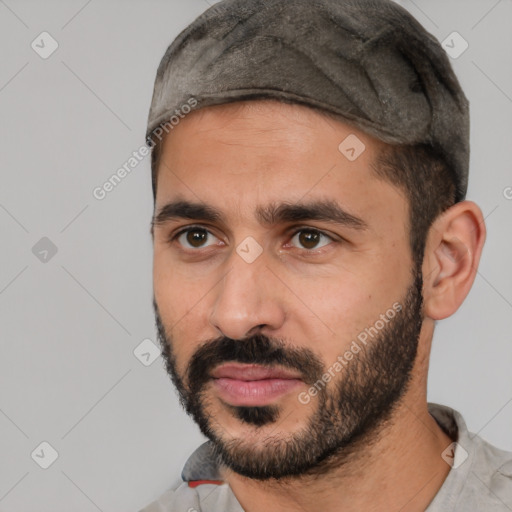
xmin=0 ymin=0 xmax=511 ymax=510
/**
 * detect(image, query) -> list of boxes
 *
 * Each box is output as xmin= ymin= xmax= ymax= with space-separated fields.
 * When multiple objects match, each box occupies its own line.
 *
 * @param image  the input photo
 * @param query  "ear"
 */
xmin=422 ymin=201 xmax=486 ymax=320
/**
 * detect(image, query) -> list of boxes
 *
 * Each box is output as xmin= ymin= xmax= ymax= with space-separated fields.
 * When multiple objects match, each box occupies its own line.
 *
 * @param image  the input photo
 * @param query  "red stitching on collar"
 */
xmin=188 ymin=479 xmax=224 ymax=488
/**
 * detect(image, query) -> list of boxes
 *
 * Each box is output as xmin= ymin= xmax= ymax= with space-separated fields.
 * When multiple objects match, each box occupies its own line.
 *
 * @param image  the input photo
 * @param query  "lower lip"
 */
xmin=212 ymin=378 xmax=302 ymax=406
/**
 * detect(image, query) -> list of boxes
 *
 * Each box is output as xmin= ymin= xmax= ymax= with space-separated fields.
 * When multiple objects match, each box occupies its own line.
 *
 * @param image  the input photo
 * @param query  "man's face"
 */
xmin=152 ymin=100 xmax=423 ymax=479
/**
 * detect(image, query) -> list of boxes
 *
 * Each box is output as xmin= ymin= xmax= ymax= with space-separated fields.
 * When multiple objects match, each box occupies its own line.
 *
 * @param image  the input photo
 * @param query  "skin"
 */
xmin=151 ymin=99 xmax=486 ymax=512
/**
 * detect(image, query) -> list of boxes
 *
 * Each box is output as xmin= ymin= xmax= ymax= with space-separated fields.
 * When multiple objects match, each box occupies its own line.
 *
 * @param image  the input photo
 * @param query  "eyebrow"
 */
xmin=152 ymin=198 xmax=368 ymax=233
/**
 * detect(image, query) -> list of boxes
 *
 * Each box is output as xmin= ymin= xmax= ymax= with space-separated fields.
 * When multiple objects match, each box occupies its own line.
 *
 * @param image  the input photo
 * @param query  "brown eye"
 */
xmin=290 ymin=229 xmax=332 ymax=250
xmin=175 ymin=227 xmax=218 ymax=249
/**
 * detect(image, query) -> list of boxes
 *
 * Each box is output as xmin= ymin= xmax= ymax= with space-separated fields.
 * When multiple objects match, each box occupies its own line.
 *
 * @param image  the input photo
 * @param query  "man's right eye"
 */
xmin=170 ymin=226 xmax=222 ymax=250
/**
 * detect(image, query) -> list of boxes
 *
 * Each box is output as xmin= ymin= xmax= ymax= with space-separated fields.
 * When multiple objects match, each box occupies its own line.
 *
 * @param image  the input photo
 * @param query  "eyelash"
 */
xmin=169 ymin=225 xmax=336 ymax=253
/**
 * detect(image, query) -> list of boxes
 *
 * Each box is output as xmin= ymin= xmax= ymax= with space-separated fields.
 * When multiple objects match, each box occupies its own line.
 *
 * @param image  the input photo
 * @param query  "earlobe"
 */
xmin=423 ymin=201 xmax=486 ymax=320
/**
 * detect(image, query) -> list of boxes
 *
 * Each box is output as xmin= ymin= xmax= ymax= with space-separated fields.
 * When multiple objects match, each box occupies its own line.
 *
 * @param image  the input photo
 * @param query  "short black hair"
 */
xmin=370 ymin=143 xmax=456 ymax=267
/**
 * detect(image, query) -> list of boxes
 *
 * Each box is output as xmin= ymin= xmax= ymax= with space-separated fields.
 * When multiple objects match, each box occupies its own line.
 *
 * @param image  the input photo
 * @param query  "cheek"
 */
xmin=288 ymin=259 xmax=409 ymax=355
xmin=153 ymin=251 xmax=214 ymax=365
xmin=292 ymin=277 xmax=377 ymax=342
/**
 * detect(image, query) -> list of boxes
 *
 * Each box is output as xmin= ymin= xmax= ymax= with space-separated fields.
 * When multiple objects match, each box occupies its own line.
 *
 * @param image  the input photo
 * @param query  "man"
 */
xmin=140 ymin=0 xmax=512 ymax=510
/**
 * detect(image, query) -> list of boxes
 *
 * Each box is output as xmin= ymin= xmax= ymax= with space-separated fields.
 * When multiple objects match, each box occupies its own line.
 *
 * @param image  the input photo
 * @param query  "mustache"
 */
xmin=186 ymin=333 xmax=324 ymax=395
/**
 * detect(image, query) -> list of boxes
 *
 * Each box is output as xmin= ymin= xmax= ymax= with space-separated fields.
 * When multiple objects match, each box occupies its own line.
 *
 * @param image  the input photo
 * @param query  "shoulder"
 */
xmin=137 ymin=481 xmax=197 ymax=512
xmin=464 ymin=434 xmax=512 ymax=509
xmin=427 ymin=403 xmax=512 ymax=511
xmin=138 ymin=481 xmax=244 ymax=512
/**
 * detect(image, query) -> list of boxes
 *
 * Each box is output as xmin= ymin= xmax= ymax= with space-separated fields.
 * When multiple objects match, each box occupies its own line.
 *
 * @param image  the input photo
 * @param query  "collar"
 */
xmin=181 ymin=439 xmax=224 ymax=487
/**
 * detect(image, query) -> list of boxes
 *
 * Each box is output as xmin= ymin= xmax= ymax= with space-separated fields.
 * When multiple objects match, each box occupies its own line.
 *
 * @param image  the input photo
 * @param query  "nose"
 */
xmin=209 ymin=248 xmax=286 ymax=340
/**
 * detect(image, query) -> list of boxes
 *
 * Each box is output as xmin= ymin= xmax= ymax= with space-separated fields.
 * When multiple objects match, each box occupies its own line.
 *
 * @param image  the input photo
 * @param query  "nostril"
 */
xmin=243 ymin=325 xmax=267 ymax=339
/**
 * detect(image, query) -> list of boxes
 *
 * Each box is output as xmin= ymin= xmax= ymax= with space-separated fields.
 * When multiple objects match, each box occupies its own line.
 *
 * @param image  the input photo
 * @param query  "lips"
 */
xmin=210 ymin=363 xmax=302 ymax=381
xmin=210 ymin=363 xmax=303 ymax=406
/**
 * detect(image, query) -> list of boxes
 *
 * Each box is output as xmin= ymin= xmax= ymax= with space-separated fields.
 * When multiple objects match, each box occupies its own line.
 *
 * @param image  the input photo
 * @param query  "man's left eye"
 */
xmin=288 ymin=229 xmax=334 ymax=251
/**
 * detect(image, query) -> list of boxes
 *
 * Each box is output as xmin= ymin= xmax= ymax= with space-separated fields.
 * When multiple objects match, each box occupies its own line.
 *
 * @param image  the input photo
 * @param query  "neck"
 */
xmin=220 ymin=388 xmax=453 ymax=512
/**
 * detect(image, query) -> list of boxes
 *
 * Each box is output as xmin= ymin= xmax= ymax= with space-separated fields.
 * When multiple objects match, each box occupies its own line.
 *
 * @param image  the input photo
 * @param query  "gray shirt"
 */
xmin=139 ymin=403 xmax=512 ymax=511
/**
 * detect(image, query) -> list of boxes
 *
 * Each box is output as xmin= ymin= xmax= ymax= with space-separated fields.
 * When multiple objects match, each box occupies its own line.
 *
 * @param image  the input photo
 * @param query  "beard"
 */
xmin=153 ymin=267 xmax=424 ymax=481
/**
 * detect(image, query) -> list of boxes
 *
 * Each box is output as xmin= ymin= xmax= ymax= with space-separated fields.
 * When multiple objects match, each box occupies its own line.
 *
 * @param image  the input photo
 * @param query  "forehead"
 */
xmin=165 ymin=99 xmax=378 ymax=150
xmin=158 ymin=101 xmax=382 ymax=182
xmin=154 ymin=100 xmax=404 ymax=229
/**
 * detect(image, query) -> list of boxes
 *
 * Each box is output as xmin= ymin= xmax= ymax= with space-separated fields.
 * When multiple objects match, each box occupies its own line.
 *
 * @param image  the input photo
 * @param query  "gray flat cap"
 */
xmin=146 ymin=0 xmax=469 ymax=201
